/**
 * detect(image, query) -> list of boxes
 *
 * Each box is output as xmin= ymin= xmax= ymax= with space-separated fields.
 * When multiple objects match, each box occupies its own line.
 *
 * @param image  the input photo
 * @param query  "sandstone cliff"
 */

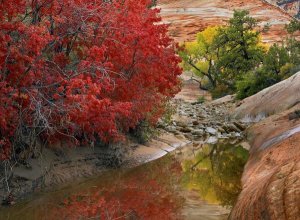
xmin=159 ymin=0 xmax=293 ymax=43
xmin=234 ymin=72 xmax=300 ymax=122
xmin=231 ymin=73 xmax=300 ymax=220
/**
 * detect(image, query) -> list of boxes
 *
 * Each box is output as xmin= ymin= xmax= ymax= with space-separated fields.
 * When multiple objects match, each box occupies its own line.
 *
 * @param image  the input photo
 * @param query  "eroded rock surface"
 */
xmin=159 ymin=0 xmax=293 ymax=43
xmin=265 ymin=0 xmax=300 ymax=18
xmin=233 ymin=72 xmax=300 ymax=122
xmin=231 ymin=91 xmax=300 ymax=219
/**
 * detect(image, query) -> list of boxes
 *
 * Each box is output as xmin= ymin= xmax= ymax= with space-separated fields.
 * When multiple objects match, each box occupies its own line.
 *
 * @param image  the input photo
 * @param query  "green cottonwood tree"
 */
xmin=179 ymin=26 xmax=221 ymax=89
xmin=214 ymin=10 xmax=265 ymax=90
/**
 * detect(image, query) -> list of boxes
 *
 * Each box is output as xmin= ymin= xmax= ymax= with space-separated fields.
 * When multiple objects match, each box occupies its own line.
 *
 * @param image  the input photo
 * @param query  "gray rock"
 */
xmin=207 ymin=136 xmax=218 ymax=144
xmin=229 ymin=132 xmax=242 ymax=138
xmin=184 ymin=134 xmax=193 ymax=140
xmin=196 ymin=124 xmax=205 ymax=129
xmin=216 ymin=122 xmax=223 ymax=126
xmin=206 ymin=127 xmax=218 ymax=135
xmin=218 ymin=133 xmax=229 ymax=139
xmin=166 ymin=126 xmax=177 ymax=133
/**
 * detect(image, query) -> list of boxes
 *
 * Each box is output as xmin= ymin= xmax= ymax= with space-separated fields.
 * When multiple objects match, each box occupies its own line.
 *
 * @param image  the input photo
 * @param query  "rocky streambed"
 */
xmin=158 ymin=98 xmax=250 ymax=146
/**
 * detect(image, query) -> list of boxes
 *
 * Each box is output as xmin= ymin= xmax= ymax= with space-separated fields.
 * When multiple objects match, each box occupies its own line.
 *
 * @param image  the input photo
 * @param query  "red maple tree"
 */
xmin=0 ymin=0 xmax=181 ymax=160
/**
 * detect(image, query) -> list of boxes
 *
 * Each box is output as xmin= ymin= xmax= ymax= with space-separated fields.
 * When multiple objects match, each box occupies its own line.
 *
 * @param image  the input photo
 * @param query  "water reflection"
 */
xmin=48 ymin=156 xmax=184 ymax=220
xmin=181 ymin=143 xmax=249 ymax=207
xmin=0 ymin=142 xmax=248 ymax=220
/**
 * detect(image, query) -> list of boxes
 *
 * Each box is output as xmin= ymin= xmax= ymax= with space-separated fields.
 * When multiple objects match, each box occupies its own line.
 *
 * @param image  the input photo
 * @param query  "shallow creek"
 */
xmin=0 ymin=141 xmax=249 ymax=220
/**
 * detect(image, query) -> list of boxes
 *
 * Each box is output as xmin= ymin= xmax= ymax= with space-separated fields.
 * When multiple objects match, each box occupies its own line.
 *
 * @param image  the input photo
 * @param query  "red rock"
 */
xmin=230 ymin=105 xmax=300 ymax=220
xmin=159 ymin=0 xmax=294 ymax=43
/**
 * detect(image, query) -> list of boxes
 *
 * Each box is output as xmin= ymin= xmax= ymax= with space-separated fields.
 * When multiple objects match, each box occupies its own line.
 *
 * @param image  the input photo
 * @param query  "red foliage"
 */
xmin=0 ymin=0 xmax=181 ymax=159
xmin=49 ymin=158 xmax=184 ymax=220
xmin=52 ymin=179 xmax=181 ymax=220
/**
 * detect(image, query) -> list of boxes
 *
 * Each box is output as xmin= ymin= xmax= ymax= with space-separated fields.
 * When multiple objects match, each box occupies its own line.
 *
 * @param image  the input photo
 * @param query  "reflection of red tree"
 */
xmin=50 ymin=159 xmax=184 ymax=219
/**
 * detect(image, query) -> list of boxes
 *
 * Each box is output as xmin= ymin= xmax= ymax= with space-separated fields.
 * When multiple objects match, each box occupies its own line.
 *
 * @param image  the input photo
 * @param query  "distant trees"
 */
xmin=180 ymin=10 xmax=300 ymax=99
xmin=0 ymin=0 xmax=181 ymax=161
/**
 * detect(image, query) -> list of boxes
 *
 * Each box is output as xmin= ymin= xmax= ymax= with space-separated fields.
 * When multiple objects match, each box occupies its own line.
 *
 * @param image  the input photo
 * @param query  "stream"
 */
xmin=0 ymin=141 xmax=248 ymax=220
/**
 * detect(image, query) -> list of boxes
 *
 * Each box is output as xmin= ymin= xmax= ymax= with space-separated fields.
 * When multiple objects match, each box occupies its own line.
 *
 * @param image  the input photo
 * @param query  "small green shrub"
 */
xmin=197 ymin=96 xmax=206 ymax=104
xmin=211 ymin=84 xmax=232 ymax=99
xmin=130 ymin=120 xmax=159 ymax=144
xmin=161 ymin=102 xmax=176 ymax=125
xmin=236 ymin=69 xmax=279 ymax=99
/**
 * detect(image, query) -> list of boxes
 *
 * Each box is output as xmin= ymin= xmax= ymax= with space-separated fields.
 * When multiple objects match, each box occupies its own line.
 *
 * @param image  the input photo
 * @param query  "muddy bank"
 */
xmin=0 ymin=133 xmax=190 ymax=204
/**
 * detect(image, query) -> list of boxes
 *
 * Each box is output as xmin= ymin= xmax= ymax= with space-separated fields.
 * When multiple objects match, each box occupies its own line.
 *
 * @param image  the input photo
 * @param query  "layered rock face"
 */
xmin=265 ymin=0 xmax=300 ymax=18
xmin=159 ymin=0 xmax=293 ymax=43
xmin=231 ymin=73 xmax=300 ymax=220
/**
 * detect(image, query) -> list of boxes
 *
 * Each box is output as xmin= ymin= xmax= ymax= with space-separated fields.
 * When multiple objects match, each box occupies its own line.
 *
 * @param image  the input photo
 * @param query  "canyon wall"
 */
xmin=159 ymin=0 xmax=293 ymax=43
xmin=231 ymin=72 xmax=300 ymax=220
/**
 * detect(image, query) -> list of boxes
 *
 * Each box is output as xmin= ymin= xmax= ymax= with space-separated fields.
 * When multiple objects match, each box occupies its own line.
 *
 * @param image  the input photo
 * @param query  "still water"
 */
xmin=0 ymin=142 xmax=248 ymax=220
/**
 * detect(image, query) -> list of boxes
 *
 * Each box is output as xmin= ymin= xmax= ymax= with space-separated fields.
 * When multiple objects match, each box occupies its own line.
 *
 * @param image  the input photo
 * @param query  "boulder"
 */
xmin=206 ymin=136 xmax=218 ymax=144
xmin=230 ymin=105 xmax=300 ymax=220
xmin=233 ymin=72 xmax=300 ymax=122
xmin=211 ymin=95 xmax=235 ymax=105
xmin=217 ymin=127 xmax=226 ymax=133
xmin=176 ymin=121 xmax=188 ymax=128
